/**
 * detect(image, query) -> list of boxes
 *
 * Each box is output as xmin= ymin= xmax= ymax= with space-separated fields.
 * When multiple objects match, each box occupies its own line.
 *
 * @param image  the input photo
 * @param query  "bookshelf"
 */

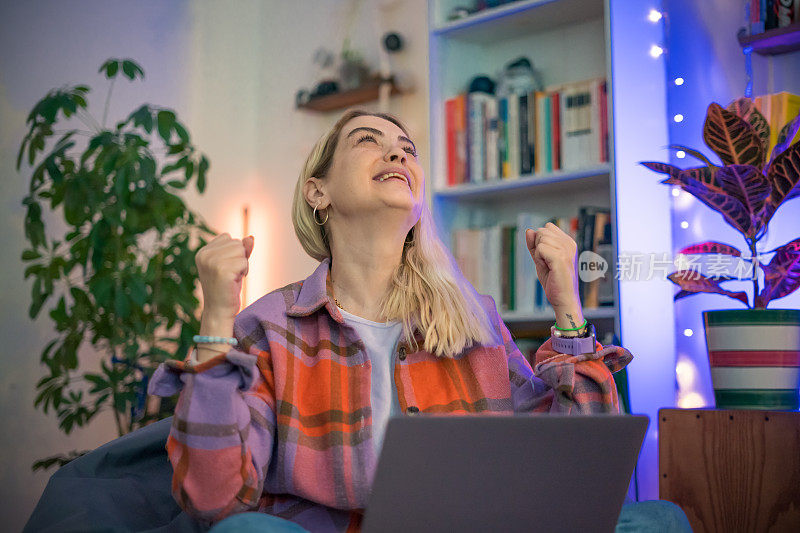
xmin=425 ymin=0 xmax=677 ymax=500
xmin=427 ymin=0 xmax=619 ymax=339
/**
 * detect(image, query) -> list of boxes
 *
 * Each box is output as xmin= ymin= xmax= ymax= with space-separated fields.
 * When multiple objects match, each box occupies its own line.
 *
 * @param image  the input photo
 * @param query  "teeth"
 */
xmin=378 ymin=172 xmax=406 ymax=182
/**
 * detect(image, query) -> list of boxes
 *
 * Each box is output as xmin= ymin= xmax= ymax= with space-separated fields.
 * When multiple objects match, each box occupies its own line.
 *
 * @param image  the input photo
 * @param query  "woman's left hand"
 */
xmin=525 ymin=222 xmax=581 ymax=310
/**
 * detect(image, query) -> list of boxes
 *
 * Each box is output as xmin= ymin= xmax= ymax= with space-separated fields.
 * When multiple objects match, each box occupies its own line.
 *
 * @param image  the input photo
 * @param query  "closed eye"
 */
xmin=357 ymin=134 xmax=417 ymax=157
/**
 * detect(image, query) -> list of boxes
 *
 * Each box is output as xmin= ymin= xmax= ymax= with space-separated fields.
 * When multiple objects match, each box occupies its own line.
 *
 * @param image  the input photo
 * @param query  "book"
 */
xmin=485 ymin=97 xmax=500 ymax=181
xmin=444 ymin=94 xmax=468 ymax=185
xmin=507 ymin=93 xmax=520 ymax=179
xmin=551 ymin=91 xmax=561 ymax=171
xmin=499 ymin=97 xmax=509 ymax=178
xmin=445 ymin=97 xmax=457 ymax=187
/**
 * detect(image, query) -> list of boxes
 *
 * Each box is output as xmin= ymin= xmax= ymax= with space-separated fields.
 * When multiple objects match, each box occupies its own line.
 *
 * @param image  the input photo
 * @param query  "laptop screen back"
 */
xmin=362 ymin=414 xmax=648 ymax=533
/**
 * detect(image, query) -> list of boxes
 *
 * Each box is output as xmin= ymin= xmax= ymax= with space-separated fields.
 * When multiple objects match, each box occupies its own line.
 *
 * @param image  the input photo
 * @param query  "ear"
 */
xmin=303 ymin=176 xmax=327 ymax=209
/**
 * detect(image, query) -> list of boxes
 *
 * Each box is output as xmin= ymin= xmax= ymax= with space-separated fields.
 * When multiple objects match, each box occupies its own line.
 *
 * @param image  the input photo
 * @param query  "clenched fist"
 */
xmin=525 ymin=222 xmax=580 ymax=310
xmin=196 ymin=233 xmax=255 ymax=321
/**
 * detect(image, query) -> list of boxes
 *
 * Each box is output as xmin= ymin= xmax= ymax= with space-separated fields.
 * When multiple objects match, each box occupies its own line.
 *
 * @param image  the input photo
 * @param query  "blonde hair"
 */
xmin=291 ymin=109 xmax=498 ymax=358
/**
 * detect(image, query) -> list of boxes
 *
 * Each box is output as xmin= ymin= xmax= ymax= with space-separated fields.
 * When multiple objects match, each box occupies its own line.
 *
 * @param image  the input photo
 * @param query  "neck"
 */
xmin=329 ymin=230 xmax=407 ymax=323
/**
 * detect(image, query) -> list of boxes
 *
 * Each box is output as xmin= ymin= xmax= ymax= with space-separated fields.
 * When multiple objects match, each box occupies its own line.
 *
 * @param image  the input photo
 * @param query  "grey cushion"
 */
xmin=24 ymin=416 xmax=205 ymax=533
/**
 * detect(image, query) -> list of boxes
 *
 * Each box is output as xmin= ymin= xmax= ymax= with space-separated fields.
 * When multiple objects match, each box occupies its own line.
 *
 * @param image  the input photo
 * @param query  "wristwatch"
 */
xmin=550 ymin=321 xmax=597 ymax=356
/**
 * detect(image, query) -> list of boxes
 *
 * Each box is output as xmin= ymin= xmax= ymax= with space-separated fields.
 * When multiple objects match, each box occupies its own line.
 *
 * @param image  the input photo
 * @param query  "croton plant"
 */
xmin=642 ymin=98 xmax=800 ymax=309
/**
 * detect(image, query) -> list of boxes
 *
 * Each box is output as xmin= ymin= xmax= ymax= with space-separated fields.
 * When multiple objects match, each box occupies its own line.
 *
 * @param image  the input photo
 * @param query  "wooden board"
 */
xmin=659 ymin=408 xmax=800 ymax=532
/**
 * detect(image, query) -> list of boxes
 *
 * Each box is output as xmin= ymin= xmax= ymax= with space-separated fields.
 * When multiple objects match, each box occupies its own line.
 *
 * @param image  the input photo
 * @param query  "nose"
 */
xmin=385 ymin=144 xmax=406 ymax=164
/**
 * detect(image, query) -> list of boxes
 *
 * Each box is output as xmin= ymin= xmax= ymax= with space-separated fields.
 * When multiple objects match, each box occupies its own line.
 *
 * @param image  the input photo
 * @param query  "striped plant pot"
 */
xmin=704 ymin=309 xmax=800 ymax=410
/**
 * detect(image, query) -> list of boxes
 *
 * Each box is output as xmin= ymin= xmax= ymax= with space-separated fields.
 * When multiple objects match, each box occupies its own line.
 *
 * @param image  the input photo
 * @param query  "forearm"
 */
xmin=552 ymin=299 xmax=585 ymax=337
xmin=197 ymin=311 xmax=236 ymax=363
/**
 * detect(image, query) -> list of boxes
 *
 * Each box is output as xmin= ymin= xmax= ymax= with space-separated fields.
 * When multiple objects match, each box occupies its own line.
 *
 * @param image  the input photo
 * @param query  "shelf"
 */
xmin=432 ymin=0 xmax=603 ymax=43
xmin=738 ymin=23 xmax=800 ymax=55
xmin=502 ymin=306 xmax=616 ymax=323
xmin=501 ymin=306 xmax=617 ymax=337
xmin=296 ymin=78 xmax=402 ymax=112
xmin=433 ymin=165 xmax=611 ymax=200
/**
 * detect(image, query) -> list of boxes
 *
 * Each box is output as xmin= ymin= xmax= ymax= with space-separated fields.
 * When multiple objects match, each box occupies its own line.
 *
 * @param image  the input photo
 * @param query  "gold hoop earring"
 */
xmin=313 ymin=203 xmax=329 ymax=225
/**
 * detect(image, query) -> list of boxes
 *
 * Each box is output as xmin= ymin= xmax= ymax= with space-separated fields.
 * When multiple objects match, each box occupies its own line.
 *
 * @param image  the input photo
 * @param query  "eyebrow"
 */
xmin=346 ymin=126 xmax=417 ymax=153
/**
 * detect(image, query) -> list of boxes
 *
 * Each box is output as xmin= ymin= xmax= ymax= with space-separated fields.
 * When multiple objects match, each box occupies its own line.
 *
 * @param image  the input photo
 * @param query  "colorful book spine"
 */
xmin=519 ymin=93 xmax=531 ymax=175
xmin=507 ymin=93 xmax=520 ymax=179
xmin=499 ymin=97 xmax=509 ymax=179
xmin=445 ymin=97 xmax=457 ymax=187
xmin=485 ymin=97 xmax=500 ymax=181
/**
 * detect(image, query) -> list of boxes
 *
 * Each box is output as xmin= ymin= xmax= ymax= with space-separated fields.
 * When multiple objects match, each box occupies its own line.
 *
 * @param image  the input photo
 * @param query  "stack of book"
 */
xmin=451 ymin=207 xmax=615 ymax=314
xmin=444 ymin=78 xmax=609 ymax=187
xmin=748 ymin=0 xmax=799 ymax=35
xmin=753 ymin=91 xmax=800 ymax=152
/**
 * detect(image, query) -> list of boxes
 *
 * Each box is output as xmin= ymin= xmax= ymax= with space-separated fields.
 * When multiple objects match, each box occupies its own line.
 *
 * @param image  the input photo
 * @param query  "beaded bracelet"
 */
xmin=192 ymin=335 xmax=238 ymax=346
xmin=553 ymin=318 xmax=587 ymax=331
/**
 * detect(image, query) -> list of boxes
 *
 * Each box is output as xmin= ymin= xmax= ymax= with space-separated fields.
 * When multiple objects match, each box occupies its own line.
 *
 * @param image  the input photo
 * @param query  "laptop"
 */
xmin=361 ymin=413 xmax=648 ymax=533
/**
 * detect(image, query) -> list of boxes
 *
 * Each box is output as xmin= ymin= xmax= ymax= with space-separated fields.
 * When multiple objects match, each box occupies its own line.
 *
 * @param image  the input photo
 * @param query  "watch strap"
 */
xmin=551 ymin=335 xmax=597 ymax=356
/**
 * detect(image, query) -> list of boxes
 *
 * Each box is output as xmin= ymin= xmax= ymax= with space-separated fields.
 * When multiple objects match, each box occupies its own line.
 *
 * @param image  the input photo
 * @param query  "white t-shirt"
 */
xmin=337 ymin=306 xmax=403 ymax=457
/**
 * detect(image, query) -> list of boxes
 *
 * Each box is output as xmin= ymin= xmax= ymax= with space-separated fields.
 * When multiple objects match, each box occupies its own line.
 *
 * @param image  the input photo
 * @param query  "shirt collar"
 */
xmin=285 ymin=257 xmax=477 ymax=357
xmin=286 ymin=257 xmax=344 ymax=323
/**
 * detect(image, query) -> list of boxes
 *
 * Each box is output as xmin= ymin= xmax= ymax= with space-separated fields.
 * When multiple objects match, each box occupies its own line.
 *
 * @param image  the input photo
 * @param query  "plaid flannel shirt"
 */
xmin=148 ymin=257 xmax=633 ymax=531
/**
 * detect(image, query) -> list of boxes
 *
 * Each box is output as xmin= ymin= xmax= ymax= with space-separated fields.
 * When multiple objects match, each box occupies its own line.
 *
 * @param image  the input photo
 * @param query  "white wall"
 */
xmin=0 ymin=1 xmax=428 ymax=530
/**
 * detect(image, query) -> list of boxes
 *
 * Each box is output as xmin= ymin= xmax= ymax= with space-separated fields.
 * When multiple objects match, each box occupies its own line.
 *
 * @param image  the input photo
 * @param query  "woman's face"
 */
xmin=319 ymin=115 xmax=425 ymax=226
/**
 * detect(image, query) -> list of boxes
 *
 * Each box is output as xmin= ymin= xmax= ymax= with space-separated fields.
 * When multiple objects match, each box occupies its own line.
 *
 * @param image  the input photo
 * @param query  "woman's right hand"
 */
xmin=196 ymin=233 xmax=255 ymax=322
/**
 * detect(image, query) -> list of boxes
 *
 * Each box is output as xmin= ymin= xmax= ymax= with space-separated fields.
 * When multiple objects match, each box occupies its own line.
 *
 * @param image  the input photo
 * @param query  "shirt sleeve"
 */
xmin=146 ymin=311 xmax=276 ymax=528
xmin=484 ymin=296 xmax=633 ymax=414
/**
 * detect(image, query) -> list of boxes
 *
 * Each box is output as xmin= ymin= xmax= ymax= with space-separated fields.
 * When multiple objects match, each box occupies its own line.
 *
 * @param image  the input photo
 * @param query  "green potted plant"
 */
xmin=642 ymin=98 xmax=800 ymax=410
xmin=17 ymin=58 xmax=213 ymax=470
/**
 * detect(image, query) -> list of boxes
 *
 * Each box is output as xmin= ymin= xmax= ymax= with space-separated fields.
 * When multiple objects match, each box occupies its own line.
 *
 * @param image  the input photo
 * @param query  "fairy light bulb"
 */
xmin=680 ymin=220 xmax=689 ymax=229
xmin=650 ymin=44 xmax=665 ymax=58
xmin=674 ymin=77 xmax=685 ymax=86
xmin=674 ymin=114 xmax=684 ymax=123
xmin=676 ymin=150 xmax=686 ymax=158
xmin=648 ymin=9 xmax=663 ymax=23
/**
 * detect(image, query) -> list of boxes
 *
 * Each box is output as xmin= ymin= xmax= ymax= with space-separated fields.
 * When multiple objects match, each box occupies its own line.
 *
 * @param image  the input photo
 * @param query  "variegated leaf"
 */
xmin=763 ymin=140 xmax=800 ymax=225
xmin=756 ymin=237 xmax=800 ymax=308
xmin=679 ymin=165 xmax=721 ymax=192
xmin=681 ymin=179 xmax=754 ymax=238
xmin=641 ymin=161 xmax=680 ymax=176
xmin=703 ymin=103 xmax=764 ymax=167
xmin=716 ymin=165 xmax=771 ymax=223
xmin=668 ymin=144 xmax=718 ymax=168
xmin=678 ymin=241 xmax=742 ymax=256
xmin=668 ymin=270 xmax=749 ymax=305
xmin=727 ymin=97 xmax=770 ymax=161
xmin=769 ymin=113 xmax=800 ymax=167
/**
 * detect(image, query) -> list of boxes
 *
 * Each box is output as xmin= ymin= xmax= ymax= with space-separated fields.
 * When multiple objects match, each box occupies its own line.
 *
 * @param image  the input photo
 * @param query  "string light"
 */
xmin=680 ymin=220 xmax=689 ymax=229
xmin=678 ymin=392 xmax=705 ymax=408
xmin=674 ymin=114 xmax=684 ymax=122
xmin=649 ymin=44 xmax=665 ymax=58
xmin=648 ymin=9 xmax=663 ymax=23
xmin=676 ymin=150 xmax=686 ymax=158
xmin=683 ymin=328 xmax=694 ymax=337
xmin=674 ymin=77 xmax=684 ymax=86
xmin=671 ymin=187 xmax=681 ymax=197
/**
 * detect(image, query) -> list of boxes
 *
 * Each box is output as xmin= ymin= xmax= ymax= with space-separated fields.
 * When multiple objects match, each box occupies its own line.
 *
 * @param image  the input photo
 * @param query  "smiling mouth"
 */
xmin=373 ymin=172 xmax=410 ymax=187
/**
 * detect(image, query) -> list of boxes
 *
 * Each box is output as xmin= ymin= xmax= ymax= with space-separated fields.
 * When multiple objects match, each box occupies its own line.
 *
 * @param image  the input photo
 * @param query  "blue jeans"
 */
xmin=208 ymin=499 xmax=692 ymax=532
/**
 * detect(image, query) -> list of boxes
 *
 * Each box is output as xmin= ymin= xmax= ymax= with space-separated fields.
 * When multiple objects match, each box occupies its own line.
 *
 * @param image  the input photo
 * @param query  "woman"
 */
xmin=148 ymin=110 xmax=690 ymax=532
